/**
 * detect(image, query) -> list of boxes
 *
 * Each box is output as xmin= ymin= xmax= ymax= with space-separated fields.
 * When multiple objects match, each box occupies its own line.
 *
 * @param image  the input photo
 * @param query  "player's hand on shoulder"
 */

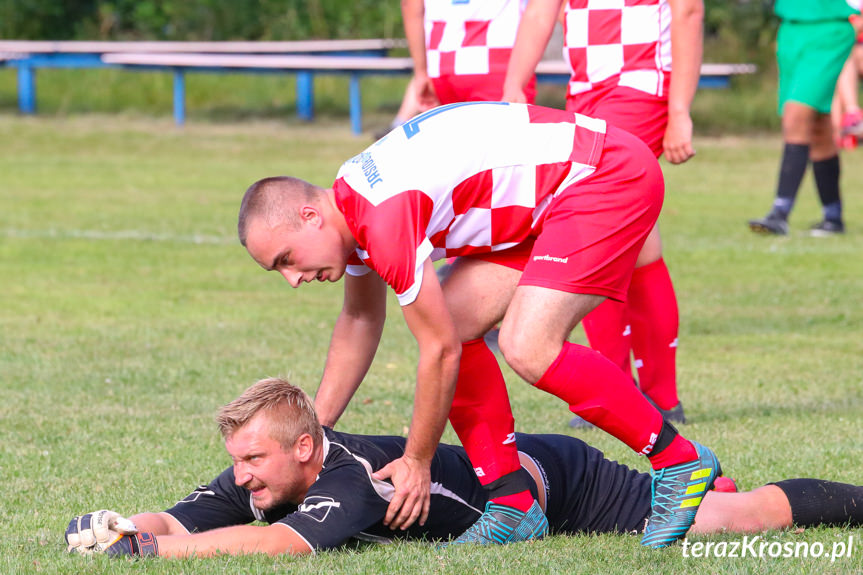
xmin=65 ymin=509 xmax=157 ymax=556
xmin=372 ymin=455 xmax=432 ymax=531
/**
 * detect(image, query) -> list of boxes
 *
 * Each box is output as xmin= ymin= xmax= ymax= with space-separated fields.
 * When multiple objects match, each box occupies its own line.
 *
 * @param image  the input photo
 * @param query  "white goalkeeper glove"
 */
xmin=65 ymin=510 xmax=139 ymax=555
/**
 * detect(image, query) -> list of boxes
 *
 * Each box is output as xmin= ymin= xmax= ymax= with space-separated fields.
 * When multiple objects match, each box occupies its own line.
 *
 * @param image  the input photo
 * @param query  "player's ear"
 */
xmin=299 ymin=204 xmax=322 ymax=228
xmin=294 ymin=433 xmax=315 ymax=462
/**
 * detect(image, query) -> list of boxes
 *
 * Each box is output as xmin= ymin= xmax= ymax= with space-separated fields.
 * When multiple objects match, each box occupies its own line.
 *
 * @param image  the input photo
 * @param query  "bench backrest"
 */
xmin=0 ymin=39 xmax=406 ymax=55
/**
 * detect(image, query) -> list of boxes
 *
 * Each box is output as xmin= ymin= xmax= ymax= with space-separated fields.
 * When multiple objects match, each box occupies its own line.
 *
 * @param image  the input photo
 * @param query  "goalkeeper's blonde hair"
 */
xmin=217 ymin=377 xmax=323 ymax=449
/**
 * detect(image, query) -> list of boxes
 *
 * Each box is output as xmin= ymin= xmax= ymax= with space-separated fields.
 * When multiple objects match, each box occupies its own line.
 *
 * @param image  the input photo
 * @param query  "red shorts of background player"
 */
xmin=466 ymin=125 xmax=664 ymax=302
xmin=432 ymin=73 xmax=537 ymax=105
xmin=566 ymin=84 xmax=668 ymax=158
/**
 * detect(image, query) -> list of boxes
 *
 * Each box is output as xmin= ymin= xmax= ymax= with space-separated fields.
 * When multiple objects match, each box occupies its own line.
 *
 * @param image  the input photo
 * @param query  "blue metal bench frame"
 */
xmin=1 ymin=42 xmax=756 ymax=135
xmin=0 ymin=40 xmax=403 ymax=121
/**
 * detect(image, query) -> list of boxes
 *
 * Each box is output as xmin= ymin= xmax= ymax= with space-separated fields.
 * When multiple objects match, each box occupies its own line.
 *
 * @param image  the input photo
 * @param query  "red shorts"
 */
xmin=467 ymin=126 xmax=664 ymax=302
xmin=432 ymin=73 xmax=537 ymax=105
xmin=566 ymin=85 xmax=668 ymax=159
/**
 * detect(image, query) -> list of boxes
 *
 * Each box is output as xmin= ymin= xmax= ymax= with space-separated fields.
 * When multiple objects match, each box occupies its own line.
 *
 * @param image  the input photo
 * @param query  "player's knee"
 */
xmin=497 ymin=328 xmax=544 ymax=383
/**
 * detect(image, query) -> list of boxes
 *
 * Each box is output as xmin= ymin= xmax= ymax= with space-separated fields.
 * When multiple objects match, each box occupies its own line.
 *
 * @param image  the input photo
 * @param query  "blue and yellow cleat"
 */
xmin=446 ymin=500 xmax=548 ymax=546
xmin=641 ymin=441 xmax=720 ymax=548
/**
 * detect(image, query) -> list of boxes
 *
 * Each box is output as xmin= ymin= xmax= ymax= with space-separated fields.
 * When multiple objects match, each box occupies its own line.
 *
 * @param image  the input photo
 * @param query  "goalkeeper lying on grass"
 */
xmin=66 ymin=377 xmax=862 ymax=557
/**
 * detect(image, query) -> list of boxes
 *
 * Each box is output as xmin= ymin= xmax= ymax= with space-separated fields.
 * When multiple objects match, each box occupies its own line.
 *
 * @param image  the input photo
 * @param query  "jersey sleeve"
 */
xmin=334 ymin=177 xmax=436 ymax=306
xmin=274 ymin=459 xmax=390 ymax=551
xmin=345 ymin=251 xmax=373 ymax=277
xmin=163 ymin=467 xmax=259 ymax=533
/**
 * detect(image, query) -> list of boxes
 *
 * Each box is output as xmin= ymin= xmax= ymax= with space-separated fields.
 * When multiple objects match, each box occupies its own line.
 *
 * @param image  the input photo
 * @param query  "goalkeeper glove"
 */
xmin=65 ymin=510 xmax=156 ymax=556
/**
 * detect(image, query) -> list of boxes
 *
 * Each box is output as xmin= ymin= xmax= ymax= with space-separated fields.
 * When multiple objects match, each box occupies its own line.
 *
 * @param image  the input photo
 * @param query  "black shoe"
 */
xmin=748 ymin=212 xmax=789 ymax=235
xmin=568 ymin=398 xmax=685 ymax=428
xmin=809 ymin=219 xmax=845 ymax=237
xmin=568 ymin=414 xmax=595 ymax=429
xmin=643 ymin=393 xmax=687 ymax=424
xmin=656 ymin=402 xmax=686 ymax=424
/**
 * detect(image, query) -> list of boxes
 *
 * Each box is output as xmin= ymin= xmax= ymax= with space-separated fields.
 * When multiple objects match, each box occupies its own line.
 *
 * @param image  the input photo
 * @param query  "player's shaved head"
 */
xmin=238 ymin=176 xmax=324 ymax=247
xmin=217 ymin=377 xmax=324 ymax=450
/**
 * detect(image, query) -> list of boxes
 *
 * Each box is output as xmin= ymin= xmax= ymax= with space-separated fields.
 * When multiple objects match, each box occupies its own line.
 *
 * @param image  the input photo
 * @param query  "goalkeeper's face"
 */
xmin=226 ymin=413 xmax=311 ymax=510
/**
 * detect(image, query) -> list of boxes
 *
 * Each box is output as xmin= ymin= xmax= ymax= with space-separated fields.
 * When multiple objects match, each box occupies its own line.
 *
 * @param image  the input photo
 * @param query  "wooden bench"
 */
xmin=101 ymin=52 xmax=757 ymax=134
xmin=0 ymin=40 xmax=405 ymax=118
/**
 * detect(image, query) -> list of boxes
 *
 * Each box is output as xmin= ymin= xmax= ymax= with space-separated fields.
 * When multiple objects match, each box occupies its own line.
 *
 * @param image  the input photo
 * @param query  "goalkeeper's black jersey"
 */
xmin=164 ymin=428 xmax=652 ymax=551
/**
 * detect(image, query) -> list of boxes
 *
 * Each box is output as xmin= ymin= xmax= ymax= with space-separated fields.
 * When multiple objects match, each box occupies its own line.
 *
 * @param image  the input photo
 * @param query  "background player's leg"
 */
xmin=810 ymin=113 xmax=844 ymax=235
xmin=629 ymin=254 xmax=682 ymax=417
xmin=580 ymin=299 xmax=632 ymax=377
xmin=750 ymin=101 xmax=816 ymax=234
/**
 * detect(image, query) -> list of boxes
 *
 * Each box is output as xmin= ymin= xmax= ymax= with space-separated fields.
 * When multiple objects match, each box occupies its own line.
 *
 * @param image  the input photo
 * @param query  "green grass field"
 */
xmin=1 ymin=113 xmax=861 ymax=575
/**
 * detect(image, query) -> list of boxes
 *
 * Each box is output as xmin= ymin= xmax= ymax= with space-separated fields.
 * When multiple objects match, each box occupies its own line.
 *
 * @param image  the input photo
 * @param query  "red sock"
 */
xmin=449 ymin=338 xmax=533 ymax=511
xmin=647 ymin=434 xmax=697 ymax=470
xmin=628 ymin=258 xmax=680 ymax=410
xmin=581 ymin=298 xmax=633 ymax=378
xmin=534 ymin=342 xmax=663 ymax=455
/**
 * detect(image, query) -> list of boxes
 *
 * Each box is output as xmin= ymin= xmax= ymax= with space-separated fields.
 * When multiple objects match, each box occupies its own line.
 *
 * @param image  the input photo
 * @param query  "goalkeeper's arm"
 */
xmin=127 ymin=512 xmax=190 ymax=536
xmin=133 ymin=511 xmax=314 ymax=557
xmin=67 ymin=510 xmax=312 ymax=558
xmin=149 ymin=523 xmax=313 ymax=558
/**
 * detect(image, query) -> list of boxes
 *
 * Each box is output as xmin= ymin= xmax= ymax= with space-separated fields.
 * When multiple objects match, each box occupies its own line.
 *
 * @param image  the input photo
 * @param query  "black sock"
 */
xmin=646 ymin=421 xmax=678 ymax=459
xmin=772 ymin=143 xmax=810 ymax=218
xmin=484 ymin=468 xmax=537 ymax=501
xmin=770 ymin=478 xmax=863 ymax=527
xmin=812 ymin=155 xmax=842 ymax=222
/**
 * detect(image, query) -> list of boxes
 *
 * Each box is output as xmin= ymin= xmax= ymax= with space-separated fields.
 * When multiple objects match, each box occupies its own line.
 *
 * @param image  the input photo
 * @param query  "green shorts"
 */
xmin=777 ymin=20 xmax=856 ymax=114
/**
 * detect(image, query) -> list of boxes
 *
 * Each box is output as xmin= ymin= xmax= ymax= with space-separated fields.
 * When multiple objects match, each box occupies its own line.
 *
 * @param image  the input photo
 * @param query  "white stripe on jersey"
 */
xmin=324 ymin=437 xmax=483 ymax=514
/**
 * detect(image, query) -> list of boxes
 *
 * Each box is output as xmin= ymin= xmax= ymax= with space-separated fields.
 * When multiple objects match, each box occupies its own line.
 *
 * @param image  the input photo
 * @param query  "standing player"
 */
xmin=503 ymin=0 xmax=704 ymax=426
xmin=402 ymin=0 xmax=535 ymax=108
xmin=237 ymin=102 xmax=721 ymax=548
xmin=749 ymin=0 xmax=860 ymax=236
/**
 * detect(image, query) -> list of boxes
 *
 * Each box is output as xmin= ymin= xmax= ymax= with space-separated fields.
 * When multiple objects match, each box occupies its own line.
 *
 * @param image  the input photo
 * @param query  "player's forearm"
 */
xmin=503 ymin=0 xmax=561 ymax=96
xmin=668 ymin=0 xmax=704 ymax=116
xmin=155 ymin=524 xmax=311 ymax=558
xmin=316 ymin=310 xmax=386 ymax=424
xmin=402 ymin=0 xmax=428 ymax=77
xmin=315 ymin=311 xmax=384 ymax=427
xmin=127 ymin=512 xmax=187 ymax=536
xmin=399 ymin=260 xmax=462 ymax=464
xmin=403 ymin=342 xmax=461 ymax=464
xmin=315 ymin=274 xmax=387 ymax=427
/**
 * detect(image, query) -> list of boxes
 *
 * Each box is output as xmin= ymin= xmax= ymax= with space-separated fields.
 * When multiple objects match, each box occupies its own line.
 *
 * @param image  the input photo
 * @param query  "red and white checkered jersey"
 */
xmin=563 ymin=0 xmax=672 ymax=97
xmin=332 ymin=102 xmax=606 ymax=305
xmin=424 ymin=0 xmax=527 ymax=78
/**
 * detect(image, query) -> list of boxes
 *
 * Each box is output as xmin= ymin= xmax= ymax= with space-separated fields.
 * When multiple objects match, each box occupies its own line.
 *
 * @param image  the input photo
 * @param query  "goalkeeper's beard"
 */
xmin=248 ymin=483 xmax=280 ymax=510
